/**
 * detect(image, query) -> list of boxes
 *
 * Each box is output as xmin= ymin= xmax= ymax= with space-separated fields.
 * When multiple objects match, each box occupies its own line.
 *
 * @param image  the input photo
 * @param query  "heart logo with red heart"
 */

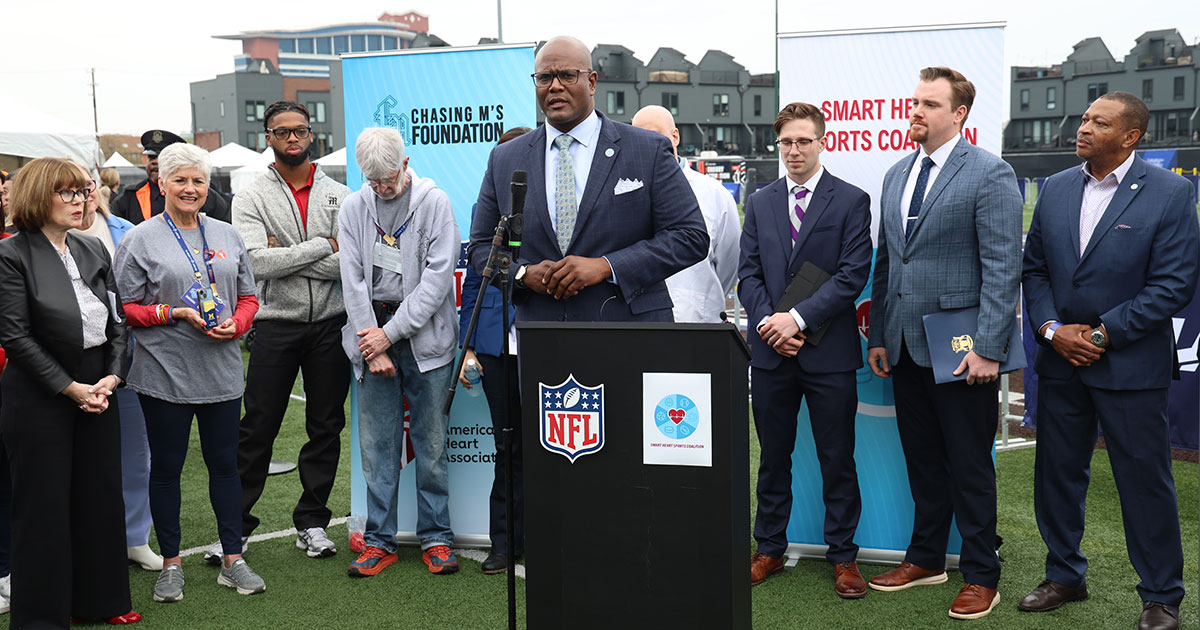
xmin=668 ymin=408 xmax=685 ymax=424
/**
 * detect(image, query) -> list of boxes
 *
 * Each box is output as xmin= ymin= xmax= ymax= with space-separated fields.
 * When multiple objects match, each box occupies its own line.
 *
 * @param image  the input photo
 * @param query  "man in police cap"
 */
xmin=112 ymin=129 xmax=232 ymax=224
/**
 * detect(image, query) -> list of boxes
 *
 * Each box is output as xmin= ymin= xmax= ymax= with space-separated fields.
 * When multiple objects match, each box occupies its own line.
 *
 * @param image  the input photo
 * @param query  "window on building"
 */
xmin=1087 ymin=82 xmax=1108 ymax=102
xmin=279 ymin=39 xmax=296 ymax=53
xmin=754 ymin=94 xmax=762 ymax=117
xmin=334 ymin=36 xmax=349 ymax=54
xmin=298 ymin=38 xmax=314 ymax=54
xmin=384 ymin=36 xmax=398 ymax=50
xmin=1046 ymin=87 xmax=1056 ymax=110
xmin=351 ymin=35 xmax=366 ymax=52
xmin=1143 ymin=79 xmax=1154 ymax=101
xmin=1020 ymin=89 xmax=1029 ymax=111
xmin=1166 ymin=112 xmax=1179 ymax=136
xmin=713 ymin=93 xmax=729 ymax=117
xmin=606 ymin=91 xmax=625 ymax=116
xmin=245 ymin=100 xmax=265 ymax=122
xmin=258 ymin=132 xmax=267 ymax=149
xmin=306 ymin=102 xmax=317 ymax=119
xmin=368 ymin=35 xmax=383 ymax=51
xmin=662 ymin=92 xmax=679 ymax=115
xmin=246 ymin=132 xmax=257 ymax=150
xmin=1175 ymin=76 xmax=1185 ymax=100
xmin=316 ymin=102 xmax=327 ymax=123
xmin=316 ymin=37 xmax=331 ymax=55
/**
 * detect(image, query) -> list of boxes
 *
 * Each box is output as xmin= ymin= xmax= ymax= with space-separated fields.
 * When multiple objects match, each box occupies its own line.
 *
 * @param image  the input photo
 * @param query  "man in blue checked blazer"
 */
xmin=1020 ymin=92 xmax=1198 ymax=630
xmin=468 ymin=36 xmax=708 ymax=323
xmin=865 ymin=67 xmax=1022 ymax=621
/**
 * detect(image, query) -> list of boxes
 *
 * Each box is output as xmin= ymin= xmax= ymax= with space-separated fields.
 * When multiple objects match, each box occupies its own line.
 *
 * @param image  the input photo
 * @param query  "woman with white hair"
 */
xmin=113 ymin=142 xmax=266 ymax=603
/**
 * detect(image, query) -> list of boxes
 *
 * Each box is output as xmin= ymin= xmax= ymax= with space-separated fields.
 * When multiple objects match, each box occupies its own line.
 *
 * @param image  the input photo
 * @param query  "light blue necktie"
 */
xmin=554 ymin=134 xmax=578 ymax=252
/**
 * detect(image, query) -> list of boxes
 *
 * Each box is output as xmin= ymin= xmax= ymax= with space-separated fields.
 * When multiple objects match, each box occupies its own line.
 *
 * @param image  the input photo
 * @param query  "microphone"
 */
xmin=508 ymin=170 xmax=527 ymax=259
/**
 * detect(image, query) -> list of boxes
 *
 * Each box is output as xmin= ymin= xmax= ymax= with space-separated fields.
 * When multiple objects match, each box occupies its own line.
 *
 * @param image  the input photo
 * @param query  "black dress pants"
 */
xmin=478 ymin=353 xmax=524 ymax=556
xmin=238 ymin=315 xmax=350 ymax=534
xmin=1 ymin=349 xmax=130 ymax=629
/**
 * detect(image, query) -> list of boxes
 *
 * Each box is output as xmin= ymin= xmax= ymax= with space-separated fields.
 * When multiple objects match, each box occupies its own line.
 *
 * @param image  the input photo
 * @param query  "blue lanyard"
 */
xmin=374 ymin=213 xmax=414 ymax=247
xmin=163 ymin=213 xmax=219 ymax=295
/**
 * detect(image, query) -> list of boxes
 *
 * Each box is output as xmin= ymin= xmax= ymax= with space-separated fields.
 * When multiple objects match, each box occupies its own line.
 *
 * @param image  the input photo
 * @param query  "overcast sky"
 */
xmin=4 ymin=1 xmax=1197 ymax=135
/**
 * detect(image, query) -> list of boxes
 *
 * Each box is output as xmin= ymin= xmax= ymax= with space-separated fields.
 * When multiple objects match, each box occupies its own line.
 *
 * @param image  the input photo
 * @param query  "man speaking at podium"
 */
xmin=468 ymin=36 xmax=708 ymax=323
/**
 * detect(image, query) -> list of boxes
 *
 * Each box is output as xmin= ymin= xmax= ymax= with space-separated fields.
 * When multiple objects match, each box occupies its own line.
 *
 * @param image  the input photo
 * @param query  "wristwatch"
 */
xmin=1090 ymin=327 xmax=1108 ymax=349
xmin=514 ymin=264 xmax=528 ymax=288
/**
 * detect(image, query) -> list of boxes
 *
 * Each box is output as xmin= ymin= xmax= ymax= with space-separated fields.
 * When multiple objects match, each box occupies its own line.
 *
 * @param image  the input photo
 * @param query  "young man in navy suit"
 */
xmin=1021 ymin=91 xmax=1198 ymax=630
xmin=739 ymin=102 xmax=873 ymax=596
xmin=468 ymin=36 xmax=708 ymax=323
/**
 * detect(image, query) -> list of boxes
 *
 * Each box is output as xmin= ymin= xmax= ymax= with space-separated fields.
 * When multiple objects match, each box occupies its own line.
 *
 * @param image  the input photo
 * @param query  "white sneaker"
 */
xmin=0 ymin=593 xmax=8 ymax=614
xmin=128 ymin=544 xmax=164 ymax=571
xmin=296 ymin=527 xmax=337 ymax=558
xmin=0 ymin=574 xmax=10 ymax=600
xmin=202 ymin=537 xmax=249 ymax=566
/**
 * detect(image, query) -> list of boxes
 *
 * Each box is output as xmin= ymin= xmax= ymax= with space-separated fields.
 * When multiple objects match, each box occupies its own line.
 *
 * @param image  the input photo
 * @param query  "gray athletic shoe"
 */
xmin=153 ymin=564 xmax=185 ymax=603
xmin=203 ymin=536 xmax=249 ymax=566
xmin=296 ymin=527 xmax=337 ymax=558
xmin=217 ymin=558 xmax=266 ymax=595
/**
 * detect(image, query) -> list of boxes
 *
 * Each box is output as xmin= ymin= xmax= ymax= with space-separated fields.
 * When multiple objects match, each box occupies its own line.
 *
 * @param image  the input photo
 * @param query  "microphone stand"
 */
xmin=438 ymin=213 xmax=519 ymax=630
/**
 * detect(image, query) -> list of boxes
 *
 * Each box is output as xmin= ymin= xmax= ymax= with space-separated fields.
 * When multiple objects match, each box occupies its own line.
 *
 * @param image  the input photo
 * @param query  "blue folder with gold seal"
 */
xmin=921 ymin=307 xmax=1026 ymax=384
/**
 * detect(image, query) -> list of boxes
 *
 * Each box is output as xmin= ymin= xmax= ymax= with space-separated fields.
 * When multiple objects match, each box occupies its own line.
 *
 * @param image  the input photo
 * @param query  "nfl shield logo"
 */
xmin=539 ymin=374 xmax=604 ymax=463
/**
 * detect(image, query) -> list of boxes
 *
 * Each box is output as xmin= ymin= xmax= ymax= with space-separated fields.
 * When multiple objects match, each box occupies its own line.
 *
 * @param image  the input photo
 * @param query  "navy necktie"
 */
xmin=905 ymin=157 xmax=934 ymax=239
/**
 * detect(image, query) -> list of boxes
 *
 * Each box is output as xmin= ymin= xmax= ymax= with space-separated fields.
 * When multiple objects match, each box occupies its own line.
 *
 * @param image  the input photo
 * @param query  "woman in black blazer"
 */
xmin=0 ymin=158 xmax=140 ymax=627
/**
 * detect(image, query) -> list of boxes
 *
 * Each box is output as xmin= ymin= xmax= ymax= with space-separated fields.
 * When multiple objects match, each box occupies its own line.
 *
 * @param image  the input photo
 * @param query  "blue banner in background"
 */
xmin=342 ymin=44 xmax=537 ymax=544
xmin=343 ymin=44 xmax=537 ymax=240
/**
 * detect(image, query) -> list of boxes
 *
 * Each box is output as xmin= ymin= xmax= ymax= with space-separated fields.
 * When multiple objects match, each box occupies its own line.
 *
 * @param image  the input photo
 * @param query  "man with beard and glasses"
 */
xmin=203 ymin=101 xmax=351 ymax=565
xmin=112 ymin=129 xmax=232 ymax=224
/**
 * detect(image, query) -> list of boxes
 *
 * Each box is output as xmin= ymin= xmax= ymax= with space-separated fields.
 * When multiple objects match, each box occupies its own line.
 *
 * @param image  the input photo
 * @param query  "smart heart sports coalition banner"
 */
xmin=777 ymin=23 xmax=1006 ymax=564
xmin=341 ymin=44 xmax=537 ymax=544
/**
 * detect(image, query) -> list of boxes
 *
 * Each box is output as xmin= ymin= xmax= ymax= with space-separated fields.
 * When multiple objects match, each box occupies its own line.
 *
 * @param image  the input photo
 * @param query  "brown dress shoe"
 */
xmin=833 ymin=561 xmax=867 ymax=599
xmin=1138 ymin=602 xmax=1179 ymax=630
xmin=750 ymin=552 xmax=785 ymax=586
xmin=868 ymin=561 xmax=948 ymax=592
xmin=1017 ymin=579 xmax=1088 ymax=612
xmin=949 ymin=583 xmax=1000 ymax=620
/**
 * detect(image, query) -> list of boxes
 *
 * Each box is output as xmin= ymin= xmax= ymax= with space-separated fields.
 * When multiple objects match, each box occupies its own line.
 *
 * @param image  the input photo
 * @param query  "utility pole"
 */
xmin=497 ymin=0 xmax=503 ymax=43
xmin=89 ymin=68 xmax=99 ymax=135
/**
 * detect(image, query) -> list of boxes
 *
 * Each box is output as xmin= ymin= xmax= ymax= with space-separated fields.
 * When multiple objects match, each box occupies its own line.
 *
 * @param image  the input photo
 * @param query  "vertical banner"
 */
xmin=778 ymin=24 xmax=1005 ymax=563
xmin=342 ymin=44 xmax=537 ymax=544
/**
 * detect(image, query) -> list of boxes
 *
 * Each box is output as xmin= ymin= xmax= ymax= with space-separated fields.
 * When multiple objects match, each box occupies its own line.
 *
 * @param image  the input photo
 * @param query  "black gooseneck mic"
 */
xmin=508 ymin=170 xmax=527 ymax=260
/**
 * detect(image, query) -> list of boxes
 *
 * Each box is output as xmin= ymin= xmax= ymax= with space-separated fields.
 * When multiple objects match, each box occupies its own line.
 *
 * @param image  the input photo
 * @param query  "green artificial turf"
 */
xmin=99 ymin=370 xmax=1196 ymax=629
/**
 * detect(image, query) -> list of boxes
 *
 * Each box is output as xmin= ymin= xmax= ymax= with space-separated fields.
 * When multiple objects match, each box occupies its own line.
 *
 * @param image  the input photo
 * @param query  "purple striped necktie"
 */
xmin=790 ymin=185 xmax=809 ymax=244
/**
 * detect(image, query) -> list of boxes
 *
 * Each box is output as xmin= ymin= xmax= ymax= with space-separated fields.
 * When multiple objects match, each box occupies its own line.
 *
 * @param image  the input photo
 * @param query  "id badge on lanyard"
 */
xmin=166 ymin=213 xmax=226 ymax=329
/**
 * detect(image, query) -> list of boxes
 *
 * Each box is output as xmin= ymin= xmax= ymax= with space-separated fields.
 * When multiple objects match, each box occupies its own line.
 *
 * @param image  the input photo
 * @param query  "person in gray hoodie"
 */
xmin=214 ymin=101 xmax=351 ymax=565
xmin=339 ymin=127 xmax=461 ymax=577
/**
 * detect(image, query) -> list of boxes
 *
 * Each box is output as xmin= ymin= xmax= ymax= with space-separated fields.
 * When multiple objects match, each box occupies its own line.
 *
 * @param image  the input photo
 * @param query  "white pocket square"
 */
xmin=614 ymin=178 xmax=644 ymax=195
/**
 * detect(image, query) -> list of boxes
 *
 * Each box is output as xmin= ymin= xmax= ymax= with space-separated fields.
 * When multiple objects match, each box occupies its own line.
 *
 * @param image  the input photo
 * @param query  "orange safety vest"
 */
xmin=135 ymin=182 xmax=152 ymax=221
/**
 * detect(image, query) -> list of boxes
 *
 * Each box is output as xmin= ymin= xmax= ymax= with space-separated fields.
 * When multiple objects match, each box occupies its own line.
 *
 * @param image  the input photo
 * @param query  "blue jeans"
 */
xmin=358 ymin=339 xmax=454 ymax=552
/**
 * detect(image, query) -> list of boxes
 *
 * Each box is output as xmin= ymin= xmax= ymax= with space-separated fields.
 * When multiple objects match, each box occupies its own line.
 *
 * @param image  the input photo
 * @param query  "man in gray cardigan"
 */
xmin=216 ymin=101 xmax=351 ymax=564
xmin=339 ymin=127 xmax=461 ymax=578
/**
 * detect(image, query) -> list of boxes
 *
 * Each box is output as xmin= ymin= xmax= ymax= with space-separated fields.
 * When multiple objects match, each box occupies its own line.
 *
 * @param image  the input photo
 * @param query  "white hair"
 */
xmin=157 ymin=143 xmax=211 ymax=181
xmin=355 ymin=127 xmax=407 ymax=179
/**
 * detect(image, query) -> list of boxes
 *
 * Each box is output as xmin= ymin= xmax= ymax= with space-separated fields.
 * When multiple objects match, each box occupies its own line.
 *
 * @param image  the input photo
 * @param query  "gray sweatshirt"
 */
xmin=232 ymin=165 xmax=349 ymax=323
xmin=338 ymin=168 xmax=460 ymax=377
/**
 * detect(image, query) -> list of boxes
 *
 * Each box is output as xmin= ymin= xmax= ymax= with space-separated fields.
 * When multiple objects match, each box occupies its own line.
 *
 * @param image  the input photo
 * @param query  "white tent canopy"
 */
xmin=209 ymin=143 xmax=263 ymax=169
xmin=229 ymin=148 xmax=276 ymax=194
xmin=0 ymin=101 xmax=101 ymax=167
xmin=314 ymin=147 xmax=345 ymax=166
xmin=102 ymin=152 xmax=134 ymax=168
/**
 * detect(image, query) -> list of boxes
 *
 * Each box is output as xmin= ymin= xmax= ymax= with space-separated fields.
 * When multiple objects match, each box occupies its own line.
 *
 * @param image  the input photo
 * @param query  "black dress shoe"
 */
xmin=1017 ymin=579 xmax=1088 ymax=612
xmin=482 ymin=552 xmax=509 ymax=575
xmin=1138 ymin=601 xmax=1179 ymax=630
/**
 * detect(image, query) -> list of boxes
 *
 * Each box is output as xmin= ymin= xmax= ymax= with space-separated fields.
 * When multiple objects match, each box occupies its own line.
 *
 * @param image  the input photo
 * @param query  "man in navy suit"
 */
xmin=866 ymin=67 xmax=1023 ymax=621
xmin=468 ymin=36 xmax=708 ymax=322
xmin=740 ymin=103 xmax=872 ymax=596
xmin=1020 ymin=91 xmax=1198 ymax=630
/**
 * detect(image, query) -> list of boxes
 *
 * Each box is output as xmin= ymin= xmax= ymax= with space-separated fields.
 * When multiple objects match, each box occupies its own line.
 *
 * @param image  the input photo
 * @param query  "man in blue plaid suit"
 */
xmin=468 ymin=36 xmax=708 ymax=323
xmin=865 ymin=67 xmax=1022 ymax=621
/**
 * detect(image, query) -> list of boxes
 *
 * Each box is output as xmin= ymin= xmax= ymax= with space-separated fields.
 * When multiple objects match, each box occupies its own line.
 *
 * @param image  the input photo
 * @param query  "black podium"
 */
xmin=517 ymin=322 xmax=751 ymax=629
